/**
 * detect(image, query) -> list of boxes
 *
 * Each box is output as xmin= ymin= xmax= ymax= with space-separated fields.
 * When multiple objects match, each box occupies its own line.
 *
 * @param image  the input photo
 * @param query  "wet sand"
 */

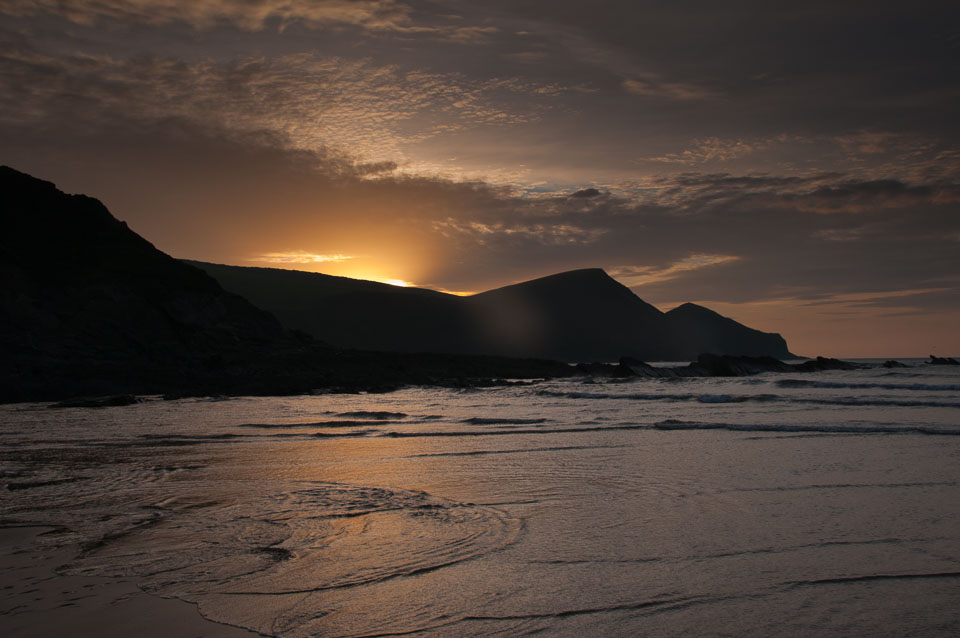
xmin=3 ymin=371 xmax=959 ymax=636
xmin=0 ymin=526 xmax=259 ymax=637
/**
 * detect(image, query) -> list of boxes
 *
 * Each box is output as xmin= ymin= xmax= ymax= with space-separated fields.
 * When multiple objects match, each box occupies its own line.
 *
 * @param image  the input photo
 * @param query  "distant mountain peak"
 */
xmin=669 ymin=302 xmax=718 ymax=316
xmin=476 ymin=267 xmax=624 ymax=296
xmin=556 ymin=267 xmax=609 ymax=276
xmin=513 ymin=267 xmax=613 ymax=281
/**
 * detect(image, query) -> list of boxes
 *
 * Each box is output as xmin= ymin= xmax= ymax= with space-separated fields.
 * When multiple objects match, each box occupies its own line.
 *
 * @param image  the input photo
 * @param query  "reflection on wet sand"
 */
xmin=3 ymin=369 xmax=960 ymax=636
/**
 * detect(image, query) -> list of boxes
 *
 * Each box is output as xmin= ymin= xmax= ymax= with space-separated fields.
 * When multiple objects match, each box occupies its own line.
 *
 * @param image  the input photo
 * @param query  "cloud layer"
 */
xmin=2 ymin=0 xmax=413 ymax=31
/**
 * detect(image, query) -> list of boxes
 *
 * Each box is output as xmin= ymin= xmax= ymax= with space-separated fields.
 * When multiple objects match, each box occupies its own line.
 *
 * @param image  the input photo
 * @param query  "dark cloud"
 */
xmin=487 ymin=2 xmax=960 ymax=124
xmin=569 ymin=187 xmax=601 ymax=198
xmin=795 ymin=179 xmax=958 ymax=213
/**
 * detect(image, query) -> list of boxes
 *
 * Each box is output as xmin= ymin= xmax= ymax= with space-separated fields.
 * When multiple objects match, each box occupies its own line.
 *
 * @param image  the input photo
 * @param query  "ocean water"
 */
xmin=2 ymin=359 xmax=959 ymax=636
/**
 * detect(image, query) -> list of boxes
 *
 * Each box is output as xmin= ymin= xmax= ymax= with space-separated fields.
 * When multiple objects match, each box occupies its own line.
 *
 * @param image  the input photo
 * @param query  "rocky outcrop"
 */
xmin=793 ymin=356 xmax=865 ymax=372
xmin=664 ymin=303 xmax=793 ymax=360
xmin=576 ymin=354 xmax=869 ymax=379
xmin=618 ymin=356 xmax=684 ymax=378
xmin=1 ymin=166 xmax=289 ymax=365
xmin=882 ymin=360 xmax=910 ymax=368
xmin=928 ymin=355 xmax=959 ymax=365
xmin=687 ymin=353 xmax=794 ymax=377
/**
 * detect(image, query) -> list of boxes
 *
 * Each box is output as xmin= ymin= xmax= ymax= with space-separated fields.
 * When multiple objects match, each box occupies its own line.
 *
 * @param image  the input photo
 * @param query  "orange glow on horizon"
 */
xmin=376 ymin=278 xmax=411 ymax=287
xmin=243 ymin=252 xmax=485 ymax=295
xmin=247 ymin=252 xmax=424 ymax=289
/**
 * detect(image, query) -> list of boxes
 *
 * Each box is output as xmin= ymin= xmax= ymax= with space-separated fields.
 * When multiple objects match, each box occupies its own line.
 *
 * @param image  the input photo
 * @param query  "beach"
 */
xmin=2 ymin=361 xmax=959 ymax=636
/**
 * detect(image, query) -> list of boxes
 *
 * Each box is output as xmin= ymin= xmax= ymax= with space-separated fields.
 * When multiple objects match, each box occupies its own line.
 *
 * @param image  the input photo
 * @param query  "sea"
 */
xmin=2 ymin=358 xmax=959 ymax=637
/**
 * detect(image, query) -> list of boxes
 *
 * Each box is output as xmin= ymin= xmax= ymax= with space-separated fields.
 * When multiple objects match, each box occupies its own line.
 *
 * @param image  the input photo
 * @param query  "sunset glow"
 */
xmin=377 ymin=279 xmax=411 ymax=288
xmin=252 ymin=253 xmax=354 ymax=265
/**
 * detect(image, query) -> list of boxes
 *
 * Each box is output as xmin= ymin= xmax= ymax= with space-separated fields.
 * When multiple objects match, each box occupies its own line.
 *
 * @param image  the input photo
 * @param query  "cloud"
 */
xmin=640 ymin=136 xmax=807 ymax=165
xmin=611 ymin=254 xmax=741 ymax=287
xmin=622 ymin=76 xmax=715 ymax=101
xmin=0 ymin=0 xmax=514 ymax=44
xmin=794 ymin=287 xmax=960 ymax=312
xmin=569 ymin=187 xmax=601 ymax=198
xmin=441 ymin=25 xmax=501 ymax=44
xmin=251 ymin=252 xmax=354 ymax=264
xmin=795 ymin=179 xmax=959 ymax=214
xmin=812 ymin=227 xmax=869 ymax=243
xmin=645 ymin=172 xmax=958 ymax=214
xmin=502 ymin=51 xmax=549 ymax=64
xmin=0 ymin=47 xmax=577 ymax=166
xmin=431 ymin=219 xmax=607 ymax=246
xmin=833 ymin=130 xmax=935 ymax=156
xmin=647 ymin=138 xmax=757 ymax=164
xmin=1 ymin=0 xmax=414 ymax=32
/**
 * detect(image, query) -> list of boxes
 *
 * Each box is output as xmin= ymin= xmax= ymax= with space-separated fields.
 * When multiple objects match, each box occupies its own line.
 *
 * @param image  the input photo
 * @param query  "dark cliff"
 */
xmin=1 ymin=167 xmax=574 ymax=401
xmin=665 ymin=303 xmax=793 ymax=360
xmin=1 ymin=167 xmax=290 ymax=360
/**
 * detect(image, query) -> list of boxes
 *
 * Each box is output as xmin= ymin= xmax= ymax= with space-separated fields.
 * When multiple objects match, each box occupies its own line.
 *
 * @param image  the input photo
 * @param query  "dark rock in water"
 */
xmin=50 ymin=394 xmax=143 ymax=409
xmin=618 ymin=356 xmax=683 ymax=378
xmin=620 ymin=354 xmax=866 ymax=378
xmin=792 ymin=356 xmax=864 ymax=372
xmin=928 ymin=355 xmax=960 ymax=365
xmin=881 ymin=360 xmax=910 ymax=368
xmin=655 ymin=354 xmax=865 ymax=377
xmin=575 ymin=361 xmax=634 ymax=378
xmin=688 ymin=353 xmax=794 ymax=377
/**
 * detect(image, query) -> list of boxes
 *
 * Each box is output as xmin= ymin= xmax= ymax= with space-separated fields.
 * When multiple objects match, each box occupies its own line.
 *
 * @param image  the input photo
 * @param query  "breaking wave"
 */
xmin=336 ymin=411 xmax=409 ymax=419
xmin=776 ymin=379 xmax=960 ymax=392
xmin=537 ymin=390 xmax=960 ymax=409
xmin=653 ymin=419 xmax=960 ymax=436
xmin=462 ymin=417 xmax=549 ymax=425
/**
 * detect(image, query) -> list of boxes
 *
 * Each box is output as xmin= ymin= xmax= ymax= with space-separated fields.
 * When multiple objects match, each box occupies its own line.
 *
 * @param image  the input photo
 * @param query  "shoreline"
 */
xmin=0 ymin=526 xmax=260 ymax=637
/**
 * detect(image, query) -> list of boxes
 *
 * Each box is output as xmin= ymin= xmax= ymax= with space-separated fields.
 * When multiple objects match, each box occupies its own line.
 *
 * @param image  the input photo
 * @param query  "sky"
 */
xmin=2 ymin=1 xmax=959 ymax=357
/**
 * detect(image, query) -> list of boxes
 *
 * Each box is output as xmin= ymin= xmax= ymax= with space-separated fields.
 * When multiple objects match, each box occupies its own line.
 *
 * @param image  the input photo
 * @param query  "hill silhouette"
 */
xmin=665 ymin=302 xmax=792 ymax=361
xmin=189 ymin=262 xmax=795 ymax=361
xmin=0 ymin=166 xmax=574 ymax=401
xmin=1 ymin=166 xmax=288 ymax=360
xmin=181 ymin=262 xmax=471 ymax=353
xmin=465 ymin=268 xmax=672 ymax=361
